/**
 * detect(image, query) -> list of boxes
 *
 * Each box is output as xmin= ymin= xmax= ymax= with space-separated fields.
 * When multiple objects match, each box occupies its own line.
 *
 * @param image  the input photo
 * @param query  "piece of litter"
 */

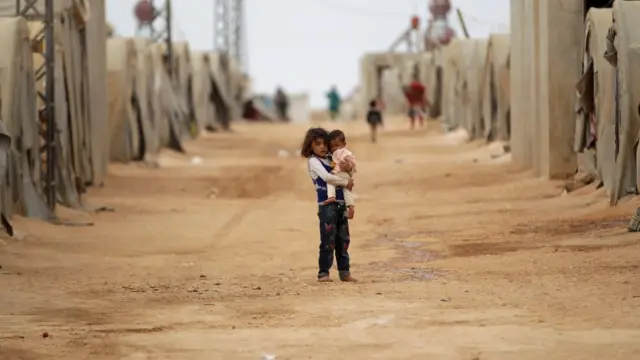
xmin=262 ymin=354 xmax=276 ymax=360
xmin=277 ymin=149 xmax=290 ymax=158
xmin=190 ymin=156 xmax=203 ymax=165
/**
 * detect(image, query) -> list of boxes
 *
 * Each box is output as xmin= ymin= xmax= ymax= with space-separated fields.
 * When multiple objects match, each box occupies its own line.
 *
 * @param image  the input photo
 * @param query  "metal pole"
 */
xmin=456 ymin=8 xmax=470 ymax=39
xmin=44 ymin=0 xmax=56 ymax=210
xmin=165 ymin=0 xmax=173 ymax=79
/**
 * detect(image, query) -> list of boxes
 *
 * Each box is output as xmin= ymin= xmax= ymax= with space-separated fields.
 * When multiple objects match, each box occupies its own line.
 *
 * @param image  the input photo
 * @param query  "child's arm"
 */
xmin=309 ymin=158 xmax=350 ymax=187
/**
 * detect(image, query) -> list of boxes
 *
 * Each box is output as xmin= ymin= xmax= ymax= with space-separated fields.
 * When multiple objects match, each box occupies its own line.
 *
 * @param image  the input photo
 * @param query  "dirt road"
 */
xmin=1 ymin=118 xmax=640 ymax=359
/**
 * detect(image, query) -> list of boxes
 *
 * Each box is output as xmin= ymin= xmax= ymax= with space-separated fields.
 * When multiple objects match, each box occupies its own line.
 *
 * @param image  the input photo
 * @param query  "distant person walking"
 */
xmin=403 ymin=77 xmax=428 ymax=129
xmin=326 ymin=86 xmax=341 ymax=120
xmin=274 ymin=86 xmax=289 ymax=122
xmin=366 ymin=100 xmax=383 ymax=143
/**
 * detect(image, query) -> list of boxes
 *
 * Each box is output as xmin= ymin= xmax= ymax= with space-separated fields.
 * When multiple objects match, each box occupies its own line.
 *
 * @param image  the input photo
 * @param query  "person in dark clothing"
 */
xmin=274 ymin=87 xmax=289 ymax=122
xmin=366 ymin=99 xmax=383 ymax=143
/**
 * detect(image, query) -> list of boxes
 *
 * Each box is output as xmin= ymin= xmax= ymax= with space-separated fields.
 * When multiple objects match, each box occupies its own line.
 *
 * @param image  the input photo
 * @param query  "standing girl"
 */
xmin=300 ymin=127 xmax=357 ymax=282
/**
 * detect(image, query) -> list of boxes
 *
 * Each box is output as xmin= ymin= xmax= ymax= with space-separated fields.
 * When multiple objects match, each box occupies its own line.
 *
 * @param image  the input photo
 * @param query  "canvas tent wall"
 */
xmin=207 ymin=51 xmax=233 ymax=130
xmin=85 ymin=0 xmax=109 ymax=186
xmin=148 ymin=42 xmax=185 ymax=152
xmin=191 ymin=51 xmax=216 ymax=133
xmin=22 ymin=0 xmax=108 ymax=213
xmin=608 ymin=0 xmax=640 ymax=204
xmin=574 ymin=8 xmax=615 ymax=192
xmin=510 ymin=0 xmax=583 ymax=178
xmin=459 ymin=39 xmax=488 ymax=140
xmin=170 ymin=41 xmax=196 ymax=138
xmin=0 ymin=17 xmax=50 ymax=219
xmin=480 ymin=33 xmax=510 ymax=142
xmin=133 ymin=38 xmax=161 ymax=163
xmin=107 ymin=37 xmax=140 ymax=163
xmin=440 ymin=38 xmax=469 ymax=132
xmin=420 ymin=50 xmax=443 ymax=119
xmin=0 ymin=0 xmax=73 ymax=17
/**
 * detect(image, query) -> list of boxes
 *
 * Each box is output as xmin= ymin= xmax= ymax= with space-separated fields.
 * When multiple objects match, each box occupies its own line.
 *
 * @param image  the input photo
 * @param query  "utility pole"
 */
xmin=13 ymin=0 xmax=57 ymax=213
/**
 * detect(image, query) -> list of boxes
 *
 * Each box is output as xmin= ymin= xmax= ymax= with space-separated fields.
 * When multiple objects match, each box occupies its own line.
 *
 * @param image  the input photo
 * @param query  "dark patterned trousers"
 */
xmin=317 ymin=203 xmax=351 ymax=279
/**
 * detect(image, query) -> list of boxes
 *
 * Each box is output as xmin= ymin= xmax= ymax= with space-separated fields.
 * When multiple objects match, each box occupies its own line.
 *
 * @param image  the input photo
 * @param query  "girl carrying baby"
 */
xmin=300 ymin=127 xmax=357 ymax=283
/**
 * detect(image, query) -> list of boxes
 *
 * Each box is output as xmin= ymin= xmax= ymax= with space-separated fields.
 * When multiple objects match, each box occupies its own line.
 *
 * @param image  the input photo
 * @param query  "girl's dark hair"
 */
xmin=300 ymin=127 xmax=328 ymax=158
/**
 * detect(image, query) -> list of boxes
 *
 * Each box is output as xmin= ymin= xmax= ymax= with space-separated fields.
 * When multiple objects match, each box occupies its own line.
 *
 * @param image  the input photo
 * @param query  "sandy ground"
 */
xmin=1 ymin=118 xmax=640 ymax=360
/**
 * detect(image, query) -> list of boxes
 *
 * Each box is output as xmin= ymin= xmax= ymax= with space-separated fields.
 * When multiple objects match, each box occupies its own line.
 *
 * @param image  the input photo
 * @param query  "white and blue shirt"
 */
xmin=308 ymin=156 xmax=348 ymax=204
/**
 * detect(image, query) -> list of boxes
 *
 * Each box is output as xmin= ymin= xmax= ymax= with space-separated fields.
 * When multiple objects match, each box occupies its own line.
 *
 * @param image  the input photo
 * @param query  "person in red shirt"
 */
xmin=403 ymin=77 xmax=428 ymax=129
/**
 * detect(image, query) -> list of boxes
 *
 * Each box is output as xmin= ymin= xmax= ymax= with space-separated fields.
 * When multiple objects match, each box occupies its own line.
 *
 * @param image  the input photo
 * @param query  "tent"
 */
xmin=574 ymin=8 xmax=615 ymax=191
xmin=440 ymin=38 xmax=467 ymax=131
xmin=460 ymin=39 xmax=488 ymax=139
xmin=420 ymin=50 xmax=443 ymax=118
xmin=207 ymin=51 xmax=233 ymax=130
xmin=191 ymin=51 xmax=216 ymax=133
xmin=0 ymin=0 xmax=74 ymax=17
xmin=20 ymin=0 xmax=107 ymax=214
xmin=0 ymin=17 xmax=51 ymax=219
xmin=107 ymin=37 xmax=140 ymax=163
xmin=608 ymin=1 xmax=640 ymax=204
xmin=171 ymin=41 xmax=196 ymax=138
xmin=133 ymin=38 xmax=161 ymax=163
xmin=148 ymin=42 xmax=184 ymax=152
xmin=480 ymin=33 xmax=510 ymax=142
xmin=85 ymin=0 xmax=109 ymax=187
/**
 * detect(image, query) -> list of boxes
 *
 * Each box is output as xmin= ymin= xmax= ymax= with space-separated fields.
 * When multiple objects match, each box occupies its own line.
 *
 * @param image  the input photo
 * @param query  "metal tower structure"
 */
xmin=214 ymin=0 xmax=247 ymax=72
xmin=12 ymin=0 xmax=57 ymax=211
xmin=214 ymin=0 xmax=230 ymax=55
xmin=388 ymin=16 xmax=421 ymax=53
xmin=135 ymin=0 xmax=174 ymax=78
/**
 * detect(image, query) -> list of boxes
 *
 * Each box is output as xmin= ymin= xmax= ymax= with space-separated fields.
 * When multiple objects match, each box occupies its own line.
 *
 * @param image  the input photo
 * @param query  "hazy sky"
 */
xmin=107 ymin=0 xmax=510 ymax=107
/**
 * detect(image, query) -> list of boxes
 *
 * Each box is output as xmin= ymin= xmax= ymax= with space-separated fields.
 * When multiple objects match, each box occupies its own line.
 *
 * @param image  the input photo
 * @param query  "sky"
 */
xmin=107 ymin=0 xmax=510 ymax=107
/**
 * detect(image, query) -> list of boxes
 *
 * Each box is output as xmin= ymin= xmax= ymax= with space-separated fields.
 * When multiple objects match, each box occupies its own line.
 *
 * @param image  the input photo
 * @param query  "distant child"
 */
xmin=366 ymin=99 xmax=383 ymax=143
xmin=300 ymin=127 xmax=356 ymax=283
xmin=324 ymin=130 xmax=357 ymax=219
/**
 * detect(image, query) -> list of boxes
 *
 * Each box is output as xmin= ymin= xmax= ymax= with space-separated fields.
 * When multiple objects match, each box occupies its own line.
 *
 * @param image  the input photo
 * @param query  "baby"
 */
xmin=325 ymin=130 xmax=357 ymax=219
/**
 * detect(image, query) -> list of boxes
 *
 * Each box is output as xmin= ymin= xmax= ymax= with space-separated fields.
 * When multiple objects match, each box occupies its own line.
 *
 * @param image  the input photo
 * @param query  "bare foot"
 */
xmin=347 ymin=206 xmax=355 ymax=219
xmin=317 ymin=276 xmax=333 ymax=283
